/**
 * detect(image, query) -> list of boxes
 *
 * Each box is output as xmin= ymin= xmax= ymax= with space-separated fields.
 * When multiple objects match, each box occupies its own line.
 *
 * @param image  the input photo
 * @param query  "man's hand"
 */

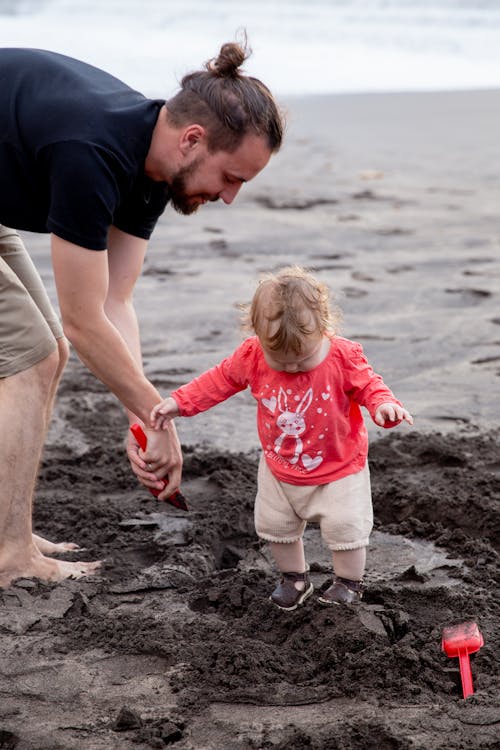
xmin=374 ymin=402 xmax=413 ymax=428
xmin=127 ymin=420 xmax=182 ymax=499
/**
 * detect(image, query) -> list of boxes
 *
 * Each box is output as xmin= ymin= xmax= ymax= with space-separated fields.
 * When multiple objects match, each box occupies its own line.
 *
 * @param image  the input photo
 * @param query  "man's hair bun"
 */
xmin=206 ymin=41 xmax=248 ymax=78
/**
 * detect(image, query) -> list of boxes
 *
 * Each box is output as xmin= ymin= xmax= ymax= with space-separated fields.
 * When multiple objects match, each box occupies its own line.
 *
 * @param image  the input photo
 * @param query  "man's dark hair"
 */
xmin=165 ymin=35 xmax=284 ymax=154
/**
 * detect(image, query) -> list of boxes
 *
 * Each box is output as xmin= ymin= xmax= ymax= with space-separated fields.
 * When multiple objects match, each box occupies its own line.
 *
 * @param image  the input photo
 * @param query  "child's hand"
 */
xmin=374 ymin=402 xmax=413 ymax=428
xmin=150 ymin=397 xmax=180 ymax=430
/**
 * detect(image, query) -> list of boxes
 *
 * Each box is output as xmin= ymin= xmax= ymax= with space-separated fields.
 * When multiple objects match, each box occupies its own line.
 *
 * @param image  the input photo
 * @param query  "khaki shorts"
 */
xmin=0 ymin=226 xmax=62 ymax=377
xmin=255 ymin=455 xmax=373 ymax=551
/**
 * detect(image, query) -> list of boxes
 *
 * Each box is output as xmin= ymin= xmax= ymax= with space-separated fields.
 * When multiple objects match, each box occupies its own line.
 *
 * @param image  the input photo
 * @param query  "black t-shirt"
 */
xmin=0 ymin=48 xmax=170 ymax=250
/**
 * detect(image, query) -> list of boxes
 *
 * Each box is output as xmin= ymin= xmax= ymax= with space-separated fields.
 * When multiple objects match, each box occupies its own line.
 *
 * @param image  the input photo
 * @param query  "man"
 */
xmin=0 ymin=42 xmax=283 ymax=587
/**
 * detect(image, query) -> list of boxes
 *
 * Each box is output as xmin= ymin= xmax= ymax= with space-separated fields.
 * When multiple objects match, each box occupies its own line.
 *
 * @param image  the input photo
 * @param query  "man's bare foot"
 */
xmin=0 ymin=545 xmax=101 ymax=589
xmin=32 ymin=533 xmax=84 ymax=555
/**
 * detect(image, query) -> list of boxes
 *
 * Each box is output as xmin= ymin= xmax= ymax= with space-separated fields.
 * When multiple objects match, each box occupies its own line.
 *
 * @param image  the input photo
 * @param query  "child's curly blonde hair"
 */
xmin=242 ymin=265 xmax=342 ymax=354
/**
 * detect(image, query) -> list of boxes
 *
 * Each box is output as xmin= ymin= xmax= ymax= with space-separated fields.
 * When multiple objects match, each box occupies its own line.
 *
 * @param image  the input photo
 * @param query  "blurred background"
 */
xmin=1 ymin=0 xmax=499 ymax=98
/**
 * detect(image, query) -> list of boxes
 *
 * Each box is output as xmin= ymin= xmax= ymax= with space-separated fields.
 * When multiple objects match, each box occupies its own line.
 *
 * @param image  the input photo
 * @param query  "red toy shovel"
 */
xmin=130 ymin=423 xmax=188 ymax=511
xmin=442 ymin=621 xmax=484 ymax=699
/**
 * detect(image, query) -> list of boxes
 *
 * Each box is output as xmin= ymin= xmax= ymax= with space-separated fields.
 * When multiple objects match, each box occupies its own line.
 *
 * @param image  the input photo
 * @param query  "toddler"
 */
xmin=151 ymin=266 xmax=413 ymax=611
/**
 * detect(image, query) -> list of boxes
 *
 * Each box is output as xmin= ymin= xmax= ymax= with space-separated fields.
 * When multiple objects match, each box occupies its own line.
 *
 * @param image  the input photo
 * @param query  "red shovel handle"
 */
xmin=129 ymin=423 xmax=188 ymax=511
xmin=458 ymin=651 xmax=474 ymax=699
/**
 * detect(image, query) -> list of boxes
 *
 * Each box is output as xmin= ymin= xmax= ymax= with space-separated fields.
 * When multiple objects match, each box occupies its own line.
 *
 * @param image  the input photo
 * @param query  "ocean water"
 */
xmin=0 ymin=0 xmax=499 ymax=97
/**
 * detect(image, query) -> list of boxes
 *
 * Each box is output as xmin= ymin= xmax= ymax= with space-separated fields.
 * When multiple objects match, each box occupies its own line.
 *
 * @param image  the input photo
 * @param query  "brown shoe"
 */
xmin=269 ymin=571 xmax=314 ymax=611
xmin=318 ymin=577 xmax=363 ymax=605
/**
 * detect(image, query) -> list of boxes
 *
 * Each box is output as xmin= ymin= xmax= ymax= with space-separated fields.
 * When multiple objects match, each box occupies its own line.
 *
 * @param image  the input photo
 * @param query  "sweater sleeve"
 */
xmin=343 ymin=341 xmax=402 ymax=424
xmin=170 ymin=341 xmax=253 ymax=416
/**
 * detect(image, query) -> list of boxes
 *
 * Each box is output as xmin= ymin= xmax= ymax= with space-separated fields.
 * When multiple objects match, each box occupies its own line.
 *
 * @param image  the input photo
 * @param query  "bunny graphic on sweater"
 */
xmin=274 ymin=386 xmax=313 ymax=465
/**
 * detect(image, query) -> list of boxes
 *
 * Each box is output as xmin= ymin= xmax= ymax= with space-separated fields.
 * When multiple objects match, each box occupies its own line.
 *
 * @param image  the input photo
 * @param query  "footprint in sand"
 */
xmin=254 ymin=195 xmax=339 ymax=210
xmin=209 ymin=239 xmax=238 ymax=258
xmin=444 ymin=287 xmax=491 ymax=306
xmin=462 ymin=255 xmax=496 ymax=276
xmin=342 ymin=286 xmax=369 ymax=299
xmin=311 ymin=252 xmax=354 ymax=272
xmin=471 ymin=355 xmax=500 ymax=365
xmin=142 ymin=264 xmax=174 ymax=277
xmin=352 ymin=271 xmax=375 ymax=282
xmin=352 ymin=189 xmax=380 ymax=200
xmin=353 ymin=334 xmax=396 ymax=342
xmin=376 ymin=228 xmax=414 ymax=236
xmin=313 ymin=252 xmax=354 ymax=261
xmin=386 ymin=264 xmax=415 ymax=274
xmin=313 ymin=263 xmax=353 ymax=271
xmin=338 ymin=213 xmax=360 ymax=222
xmin=209 ymin=239 xmax=228 ymax=250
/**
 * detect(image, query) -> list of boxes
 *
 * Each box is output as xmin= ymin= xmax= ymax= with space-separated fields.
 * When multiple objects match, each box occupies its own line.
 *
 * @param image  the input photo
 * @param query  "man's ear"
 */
xmin=179 ymin=124 xmax=206 ymax=156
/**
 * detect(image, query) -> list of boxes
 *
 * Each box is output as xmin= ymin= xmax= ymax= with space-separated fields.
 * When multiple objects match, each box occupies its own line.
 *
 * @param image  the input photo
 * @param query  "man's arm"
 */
xmin=51 ymin=230 xmax=181 ymax=498
xmin=105 ymin=226 xmax=146 ymax=379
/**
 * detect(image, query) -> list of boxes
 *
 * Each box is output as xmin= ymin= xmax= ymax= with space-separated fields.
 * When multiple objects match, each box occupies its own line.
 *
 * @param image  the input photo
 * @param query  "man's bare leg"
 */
xmin=30 ymin=337 xmax=86 ymax=555
xmin=0 ymin=348 xmax=100 ymax=588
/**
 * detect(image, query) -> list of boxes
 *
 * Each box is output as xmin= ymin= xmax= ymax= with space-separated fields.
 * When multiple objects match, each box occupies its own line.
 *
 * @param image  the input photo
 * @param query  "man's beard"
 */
xmin=168 ymin=157 xmax=207 ymax=216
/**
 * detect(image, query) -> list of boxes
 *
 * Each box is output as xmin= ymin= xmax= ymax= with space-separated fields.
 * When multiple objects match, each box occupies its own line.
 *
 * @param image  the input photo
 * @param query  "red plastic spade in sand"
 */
xmin=130 ymin=423 xmax=188 ymax=511
xmin=441 ymin=621 xmax=484 ymax=699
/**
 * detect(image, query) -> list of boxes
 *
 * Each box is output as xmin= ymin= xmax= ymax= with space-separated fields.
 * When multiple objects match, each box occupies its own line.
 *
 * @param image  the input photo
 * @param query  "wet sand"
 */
xmin=0 ymin=89 xmax=499 ymax=749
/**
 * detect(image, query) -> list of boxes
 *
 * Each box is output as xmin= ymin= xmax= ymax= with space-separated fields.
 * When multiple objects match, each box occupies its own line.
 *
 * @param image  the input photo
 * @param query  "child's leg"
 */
xmin=312 ymin=464 xmax=372 ymax=605
xmin=268 ymin=539 xmax=313 ymax=610
xmin=318 ymin=546 xmax=365 ymax=605
xmin=332 ymin=547 xmax=366 ymax=581
xmin=269 ymin=540 xmax=307 ymax=589
xmin=254 ymin=457 xmax=312 ymax=610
